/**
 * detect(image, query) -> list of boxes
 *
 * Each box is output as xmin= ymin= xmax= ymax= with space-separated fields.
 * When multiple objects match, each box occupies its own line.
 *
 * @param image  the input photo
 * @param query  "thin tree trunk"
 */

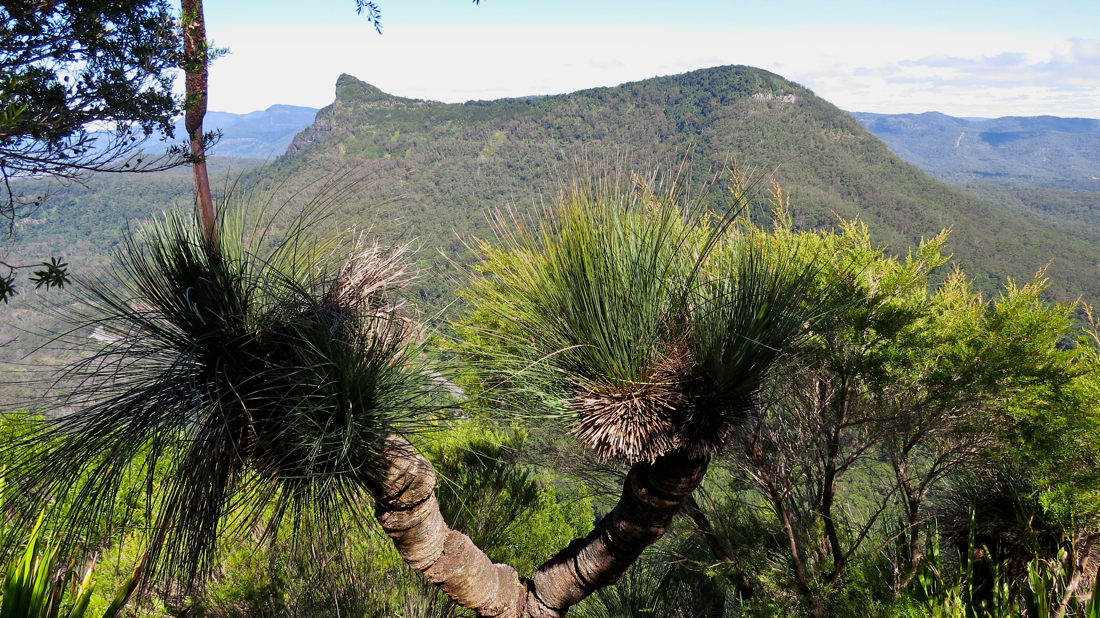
xmin=772 ymin=481 xmax=822 ymax=616
xmin=180 ymin=0 xmax=216 ymax=245
xmin=742 ymin=437 xmax=819 ymax=613
xmin=375 ymin=437 xmax=709 ymax=617
xmin=684 ymin=494 xmax=753 ymax=598
xmin=1053 ymin=533 xmax=1098 ymax=618
xmin=820 ymin=384 xmax=848 ymax=589
xmin=895 ymin=457 xmax=924 ymax=591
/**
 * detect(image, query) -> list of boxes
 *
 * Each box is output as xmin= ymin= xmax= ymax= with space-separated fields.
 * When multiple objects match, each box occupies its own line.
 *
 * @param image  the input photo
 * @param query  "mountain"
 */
xmin=105 ymin=105 xmax=319 ymax=160
xmin=265 ymin=68 xmax=1100 ymax=305
xmin=851 ymin=111 xmax=1100 ymax=191
xmin=180 ymin=104 xmax=319 ymax=159
xmin=9 ymin=65 xmax=1100 ymax=402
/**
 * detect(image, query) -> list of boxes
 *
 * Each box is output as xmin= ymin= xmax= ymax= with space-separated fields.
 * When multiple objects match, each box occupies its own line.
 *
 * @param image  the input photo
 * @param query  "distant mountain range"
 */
xmin=200 ymin=105 xmax=319 ymax=159
xmin=130 ymin=104 xmax=319 ymax=160
xmin=851 ymin=111 xmax=1100 ymax=191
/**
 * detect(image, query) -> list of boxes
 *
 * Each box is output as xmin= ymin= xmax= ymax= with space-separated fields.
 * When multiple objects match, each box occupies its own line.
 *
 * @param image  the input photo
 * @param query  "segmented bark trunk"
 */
xmin=375 ymin=438 xmax=527 ymax=617
xmin=375 ymin=437 xmax=709 ymax=617
xmin=524 ymin=449 xmax=709 ymax=617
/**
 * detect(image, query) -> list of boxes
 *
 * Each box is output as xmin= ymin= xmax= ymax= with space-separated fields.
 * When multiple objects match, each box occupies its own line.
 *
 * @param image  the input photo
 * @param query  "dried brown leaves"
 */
xmin=568 ymin=346 xmax=737 ymax=465
xmin=322 ymin=239 xmax=419 ymax=340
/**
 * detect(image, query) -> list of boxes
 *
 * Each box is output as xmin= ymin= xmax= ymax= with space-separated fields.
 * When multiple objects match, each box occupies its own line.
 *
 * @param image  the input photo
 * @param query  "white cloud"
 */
xmin=841 ymin=37 xmax=1100 ymax=116
xmin=202 ymin=26 xmax=1100 ymax=119
xmin=893 ymin=38 xmax=1100 ymax=90
xmin=590 ymin=57 xmax=626 ymax=70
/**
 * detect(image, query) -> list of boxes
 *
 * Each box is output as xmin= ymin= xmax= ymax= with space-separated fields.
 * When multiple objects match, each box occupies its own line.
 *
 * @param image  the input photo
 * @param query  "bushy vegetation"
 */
xmin=3 ymin=156 xmax=1100 ymax=616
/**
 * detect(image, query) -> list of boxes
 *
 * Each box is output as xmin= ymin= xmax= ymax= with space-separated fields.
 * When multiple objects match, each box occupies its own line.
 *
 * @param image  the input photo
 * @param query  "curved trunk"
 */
xmin=525 ymin=449 xmax=709 ymax=616
xmin=375 ymin=437 xmax=709 ymax=617
xmin=375 ymin=438 xmax=527 ymax=617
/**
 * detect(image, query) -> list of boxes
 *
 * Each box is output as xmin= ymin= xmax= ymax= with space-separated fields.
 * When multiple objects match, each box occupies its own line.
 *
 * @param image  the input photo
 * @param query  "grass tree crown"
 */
xmin=456 ymin=165 xmax=837 ymax=465
xmin=0 ymin=195 xmax=439 ymax=587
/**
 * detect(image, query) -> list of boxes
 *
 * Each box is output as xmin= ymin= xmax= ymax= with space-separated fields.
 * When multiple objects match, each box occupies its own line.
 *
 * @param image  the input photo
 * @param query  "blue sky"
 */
xmin=191 ymin=0 xmax=1100 ymax=118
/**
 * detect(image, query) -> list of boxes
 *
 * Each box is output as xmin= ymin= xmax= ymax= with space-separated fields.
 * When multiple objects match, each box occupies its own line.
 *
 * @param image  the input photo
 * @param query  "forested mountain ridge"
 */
xmin=7 ymin=65 xmax=1100 ymax=337
xmin=851 ymin=111 xmax=1100 ymax=191
xmin=261 ymin=66 xmax=1100 ymax=304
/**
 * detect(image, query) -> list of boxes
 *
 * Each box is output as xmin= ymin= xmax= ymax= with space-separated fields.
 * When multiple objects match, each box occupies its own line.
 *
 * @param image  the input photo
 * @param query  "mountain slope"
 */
xmin=851 ymin=111 xmax=1100 ymax=191
xmin=954 ymin=183 xmax=1100 ymax=239
xmin=263 ymin=67 xmax=1100 ymax=303
xmin=8 ymin=65 xmax=1100 ymax=399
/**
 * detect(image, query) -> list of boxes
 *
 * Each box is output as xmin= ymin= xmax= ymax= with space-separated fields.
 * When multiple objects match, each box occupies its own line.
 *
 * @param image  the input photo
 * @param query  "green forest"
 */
xmin=5 ymin=165 xmax=1100 ymax=618
xmin=5 ymin=3 xmax=1100 ymax=617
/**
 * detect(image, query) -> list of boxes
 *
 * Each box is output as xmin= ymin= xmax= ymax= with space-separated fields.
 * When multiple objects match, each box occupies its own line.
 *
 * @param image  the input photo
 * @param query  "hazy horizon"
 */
xmin=178 ymin=0 xmax=1100 ymax=120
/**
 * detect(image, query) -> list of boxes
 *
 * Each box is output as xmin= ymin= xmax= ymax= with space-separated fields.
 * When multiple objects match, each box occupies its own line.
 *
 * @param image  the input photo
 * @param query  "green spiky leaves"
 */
xmin=2 ymin=202 xmax=435 ymax=587
xmin=458 ymin=166 xmax=834 ymax=464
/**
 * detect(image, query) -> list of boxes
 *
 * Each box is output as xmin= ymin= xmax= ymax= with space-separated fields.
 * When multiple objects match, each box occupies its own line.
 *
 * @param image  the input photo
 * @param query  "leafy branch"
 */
xmin=0 ymin=257 xmax=69 ymax=303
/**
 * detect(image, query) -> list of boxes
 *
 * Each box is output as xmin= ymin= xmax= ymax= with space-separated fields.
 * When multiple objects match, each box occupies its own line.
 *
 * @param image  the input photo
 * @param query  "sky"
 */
xmin=189 ymin=0 xmax=1100 ymax=119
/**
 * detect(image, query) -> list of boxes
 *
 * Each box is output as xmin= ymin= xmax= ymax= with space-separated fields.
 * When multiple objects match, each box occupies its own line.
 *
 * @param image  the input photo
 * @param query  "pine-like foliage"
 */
xmin=1 ymin=199 xmax=436 ymax=587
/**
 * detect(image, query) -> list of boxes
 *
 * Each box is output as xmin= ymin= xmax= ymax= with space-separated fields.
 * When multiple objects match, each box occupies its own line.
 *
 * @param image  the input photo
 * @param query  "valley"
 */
xmin=8 ymin=65 xmax=1100 ymax=403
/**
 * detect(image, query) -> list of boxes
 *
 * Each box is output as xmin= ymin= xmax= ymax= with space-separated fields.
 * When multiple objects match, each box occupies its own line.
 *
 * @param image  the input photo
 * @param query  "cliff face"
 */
xmin=286 ymin=114 xmax=330 ymax=154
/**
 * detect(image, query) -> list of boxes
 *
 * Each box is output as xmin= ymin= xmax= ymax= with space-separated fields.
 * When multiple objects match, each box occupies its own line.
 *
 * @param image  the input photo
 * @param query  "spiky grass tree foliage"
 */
xmin=457 ymin=170 xmax=700 ymax=465
xmin=0 ymin=201 xmax=434 ymax=587
xmin=682 ymin=222 xmax=830 ymax=459
xmin=439 ymin=166 xmax=833 ymax=616
xmin=934 ymin=461 xmax=1062 ymax=588
xmin=457 ymin=170 xmax=825 ymax=466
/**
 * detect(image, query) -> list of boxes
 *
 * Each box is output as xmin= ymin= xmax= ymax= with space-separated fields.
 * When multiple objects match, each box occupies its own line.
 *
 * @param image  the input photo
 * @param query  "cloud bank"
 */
xmin=204 ymin=26 xmax=1100 ymax=119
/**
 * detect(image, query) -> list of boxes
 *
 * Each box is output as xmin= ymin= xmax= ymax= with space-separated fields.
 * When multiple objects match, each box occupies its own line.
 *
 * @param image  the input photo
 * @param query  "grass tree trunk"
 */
xmin=180 ymin=0 xmax=216 ymax=245
xmin=375 ymin=437 xmax=709 ymax=617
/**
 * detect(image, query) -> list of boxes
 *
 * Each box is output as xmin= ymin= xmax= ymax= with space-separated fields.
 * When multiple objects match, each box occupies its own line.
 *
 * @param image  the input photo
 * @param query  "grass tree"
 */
xmin=445 ymin=166 xmax=834 ymax=616
xmin=0 ymin=195 xmax=436 ymax=585
xmin=0 ymin=163 xmax=834 ymax=617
